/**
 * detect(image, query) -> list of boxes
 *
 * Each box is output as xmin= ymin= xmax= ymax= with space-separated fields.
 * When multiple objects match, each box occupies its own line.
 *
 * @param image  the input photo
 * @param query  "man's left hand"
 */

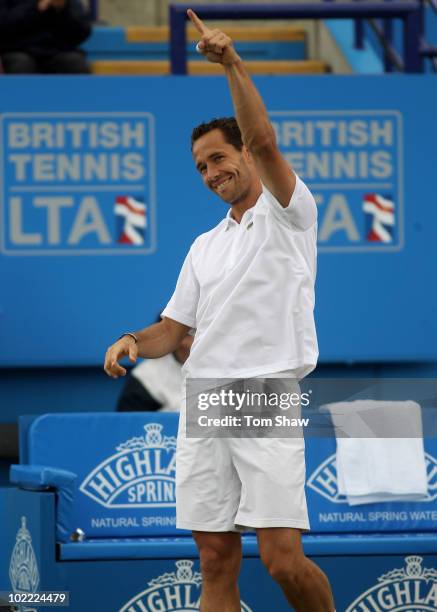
xmin=187 ymin=9 xmax=239 ymax=65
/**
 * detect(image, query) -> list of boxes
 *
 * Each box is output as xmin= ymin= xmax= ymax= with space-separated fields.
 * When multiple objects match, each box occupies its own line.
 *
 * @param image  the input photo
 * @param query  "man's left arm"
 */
xmin=188 ymin=9 xmax=295 ymax=209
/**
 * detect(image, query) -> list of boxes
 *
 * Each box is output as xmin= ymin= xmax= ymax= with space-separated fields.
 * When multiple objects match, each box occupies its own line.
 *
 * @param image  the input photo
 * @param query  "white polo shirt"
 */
xmin=162 ymin=174 xmax=318 ymax=380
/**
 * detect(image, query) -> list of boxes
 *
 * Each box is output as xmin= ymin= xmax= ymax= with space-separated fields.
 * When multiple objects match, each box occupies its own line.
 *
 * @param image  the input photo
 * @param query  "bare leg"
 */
xmin=193 ymin=531 xmax=242 ymax=612
xmin=257 ymin=528 xmax=335 ymax=611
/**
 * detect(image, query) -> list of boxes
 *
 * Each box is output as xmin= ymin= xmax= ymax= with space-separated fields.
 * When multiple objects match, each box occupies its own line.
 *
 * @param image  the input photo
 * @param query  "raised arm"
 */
xmin=104 ymin=318 xmax=190 ymax=378
xmin=188 ymin=8 xmax=296 ymax=208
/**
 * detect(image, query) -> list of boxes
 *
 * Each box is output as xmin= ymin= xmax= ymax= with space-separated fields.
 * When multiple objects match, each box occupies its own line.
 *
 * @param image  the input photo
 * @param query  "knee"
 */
xmin=199 ymin=546 xmax=241 ymax=581
xmin=264 ymin=554 xmax=311 ymax=591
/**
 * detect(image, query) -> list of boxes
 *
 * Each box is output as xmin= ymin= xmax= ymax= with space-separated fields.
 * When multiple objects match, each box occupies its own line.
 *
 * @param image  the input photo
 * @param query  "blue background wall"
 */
xmin=1 ymin=74 xmax=437 ymax=416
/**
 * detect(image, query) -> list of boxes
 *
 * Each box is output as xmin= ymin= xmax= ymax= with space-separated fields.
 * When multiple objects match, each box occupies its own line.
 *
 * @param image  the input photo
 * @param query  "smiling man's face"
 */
xmin=192 ymin=128 xmax=255 ymax=206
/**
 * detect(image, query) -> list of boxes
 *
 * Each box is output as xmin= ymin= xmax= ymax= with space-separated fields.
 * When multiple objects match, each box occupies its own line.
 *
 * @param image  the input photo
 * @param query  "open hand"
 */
xmin=187 ymin=9 xmax=239 ymax=65
xmin=104 ymin=336 xmax=138 ymax=379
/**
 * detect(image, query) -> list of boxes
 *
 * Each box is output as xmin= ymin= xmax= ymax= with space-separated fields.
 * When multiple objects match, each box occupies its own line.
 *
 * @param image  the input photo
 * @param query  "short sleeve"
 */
xmin=263 ymin=174 xmax=317 ymax=232
xmin=161 ymin=248 xmax=199 ymax=328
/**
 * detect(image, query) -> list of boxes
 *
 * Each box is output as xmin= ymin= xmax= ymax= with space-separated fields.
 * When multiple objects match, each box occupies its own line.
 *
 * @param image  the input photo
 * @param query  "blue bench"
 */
xmin=1 ymin=412 xmax=436 ymax=611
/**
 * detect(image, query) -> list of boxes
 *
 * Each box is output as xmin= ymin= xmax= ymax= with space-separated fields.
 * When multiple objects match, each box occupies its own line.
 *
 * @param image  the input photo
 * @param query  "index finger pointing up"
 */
xmin=187 ymin=9 xmax=208 ymax=34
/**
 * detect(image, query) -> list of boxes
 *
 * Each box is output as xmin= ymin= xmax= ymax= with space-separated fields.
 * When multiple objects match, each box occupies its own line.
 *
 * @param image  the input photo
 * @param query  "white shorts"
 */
xmin=176 ymin=373 xmax=310 ymax=532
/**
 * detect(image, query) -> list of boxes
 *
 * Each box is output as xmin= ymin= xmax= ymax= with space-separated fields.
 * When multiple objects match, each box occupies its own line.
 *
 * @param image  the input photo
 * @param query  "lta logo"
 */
xmin=80 ymin=423 xmax=177 ymax=508
xmin=363 ymin=193 xmax=395 ymax=243
xmin=270 ymin=110 xmax=403 ymax=253
xmin=346 ymin=556 xmax=437 ymax=611
xmin=115 ymin=196 xmax=147 ymax=245
xmin=0 ymin=113 xmax=156 ymax=256
xmin=119 ymin=560 xmax=253 ymax=612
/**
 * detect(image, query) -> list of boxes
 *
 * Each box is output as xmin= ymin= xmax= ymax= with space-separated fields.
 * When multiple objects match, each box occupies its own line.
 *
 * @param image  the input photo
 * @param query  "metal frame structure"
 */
xmin=168 ymin=2 xmax=425 ymax=74
xmin=88 ymin=0 xmax=436 ymax=73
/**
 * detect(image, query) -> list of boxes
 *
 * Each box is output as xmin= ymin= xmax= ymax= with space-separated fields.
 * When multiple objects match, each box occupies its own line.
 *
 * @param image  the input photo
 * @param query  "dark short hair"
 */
xmin=191 ymin=117 xmax=243 ymax=151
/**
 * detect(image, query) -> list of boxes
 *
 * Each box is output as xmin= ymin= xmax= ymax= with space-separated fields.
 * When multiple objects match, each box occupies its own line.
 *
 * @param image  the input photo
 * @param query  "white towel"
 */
xmin=322 ymin=400 xmax=428 ymax=506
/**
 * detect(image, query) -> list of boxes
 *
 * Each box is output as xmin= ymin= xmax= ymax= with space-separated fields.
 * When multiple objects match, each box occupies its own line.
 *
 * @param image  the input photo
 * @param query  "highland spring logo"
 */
xmin=9 ymin=516 xmax=40 ymax=612
xmin=307 ymin=453 xmax=437 ymax=503
xmin=346 ymin=556 xmax=437 ymax=611
xmin=119 ymin=560 xmax=253 ymax=612
xmin=80 ymin=424 xmax=177 ymax=508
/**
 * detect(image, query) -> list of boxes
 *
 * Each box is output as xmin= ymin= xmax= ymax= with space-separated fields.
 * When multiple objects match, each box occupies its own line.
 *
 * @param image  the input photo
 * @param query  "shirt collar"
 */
xmin=224 ymin=206 xmax=255 ymax=232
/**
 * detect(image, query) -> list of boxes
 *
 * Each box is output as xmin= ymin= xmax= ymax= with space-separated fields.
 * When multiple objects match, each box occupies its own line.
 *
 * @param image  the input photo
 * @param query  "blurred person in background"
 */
xmin=117 ymin=333 xmax=193 ymax=413
xmin=0 ymin=0 xmax=91 ymax=74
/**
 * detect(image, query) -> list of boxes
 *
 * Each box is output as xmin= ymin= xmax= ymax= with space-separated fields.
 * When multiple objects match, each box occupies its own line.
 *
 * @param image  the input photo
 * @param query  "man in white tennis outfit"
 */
xmin=105 ymin=9 xmax=334 ymax=611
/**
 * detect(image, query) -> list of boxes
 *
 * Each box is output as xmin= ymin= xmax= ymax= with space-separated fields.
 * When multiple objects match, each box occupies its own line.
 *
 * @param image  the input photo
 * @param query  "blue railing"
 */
xmin=351 ymin=0 xmax=437 ymax=72
xmin=89 ymin=0 xmax=98 ymax=22
xmin=421 ymin=0 xmax=437 ymax=70
xmin=169 ymin=2 xmax=424 ymax=74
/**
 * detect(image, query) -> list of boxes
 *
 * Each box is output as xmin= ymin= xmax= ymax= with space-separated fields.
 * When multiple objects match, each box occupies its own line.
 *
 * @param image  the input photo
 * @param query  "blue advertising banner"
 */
xmin=272 ymin=110 xmax=402 ymax=252
xmin=1 ymin=487 xmax=437 ymax=611
xmin=306 ymin=437 xmax=437 ymax=534
xmin=0 ymin=75 xmax=436 ymax=365
xmin=1 ymin=113 xmax=156 ymax=255
xmin=25 ymin=412 xmax=182 ymax=538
